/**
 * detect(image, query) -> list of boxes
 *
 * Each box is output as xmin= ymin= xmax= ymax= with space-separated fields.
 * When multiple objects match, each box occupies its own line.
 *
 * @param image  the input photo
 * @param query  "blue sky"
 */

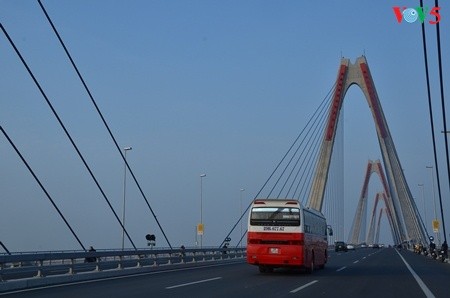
xmin=0 ymin=0 xmax=449 ymax=251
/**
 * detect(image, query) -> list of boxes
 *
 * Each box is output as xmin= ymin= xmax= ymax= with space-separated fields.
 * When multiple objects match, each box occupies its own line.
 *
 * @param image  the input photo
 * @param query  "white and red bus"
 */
xmin=247 ymin=199 xmax=331 ymax=273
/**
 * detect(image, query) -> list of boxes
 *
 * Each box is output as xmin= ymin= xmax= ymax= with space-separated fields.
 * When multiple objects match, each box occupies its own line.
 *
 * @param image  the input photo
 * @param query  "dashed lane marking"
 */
xmin=290 ymin=280 xmax=319 ymax=293
xmin=166 ymin=277 xmax=222 ymax=289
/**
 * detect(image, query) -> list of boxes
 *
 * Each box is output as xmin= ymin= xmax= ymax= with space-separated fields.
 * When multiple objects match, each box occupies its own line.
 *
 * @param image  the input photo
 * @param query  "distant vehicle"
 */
xmin=347 ymin=244 xmax=355 ymax=250
xmin=335 ymin=241 xmax=348 ymax=252
xmin=360 ymin=244 xmax=367 ymax=248
xmin=247 ymin=199 xmax=331 ymax=274
xmin=373 ymin=244 xmax=380 ymax=249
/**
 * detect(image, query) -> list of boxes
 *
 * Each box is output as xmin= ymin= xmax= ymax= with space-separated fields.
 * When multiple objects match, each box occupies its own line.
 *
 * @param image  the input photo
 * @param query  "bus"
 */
xmin=246 ymin=199 xmax=331 ymax=273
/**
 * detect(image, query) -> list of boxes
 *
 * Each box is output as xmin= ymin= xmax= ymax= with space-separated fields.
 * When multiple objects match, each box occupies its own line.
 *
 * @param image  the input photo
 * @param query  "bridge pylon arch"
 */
xmin=347 ymin=160 xmax=402 ymax=245
xmin=366 ymin=191 xmax=398 ymax=245
xmin=307 ymin=56 xmax=427 ymax=245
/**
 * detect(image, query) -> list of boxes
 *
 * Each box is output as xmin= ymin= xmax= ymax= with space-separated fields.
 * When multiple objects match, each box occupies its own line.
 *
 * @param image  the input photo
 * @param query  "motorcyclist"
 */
xmin=422 ymin=244 xmax=428 ymax=256
xmin=430 ymin=241 xmax=436 ymax=251
xmin=440 ymin=241 xmax=448 ymax=261
xmin=430 ymin=241 xmax=437 ymax=259
xmin=85 ymin=246 xmax=97 ymax=263
xmin=222 ymin=243 xmax=228 ymax=255
xmin=415 ymin=243 xmax=422 ymax=254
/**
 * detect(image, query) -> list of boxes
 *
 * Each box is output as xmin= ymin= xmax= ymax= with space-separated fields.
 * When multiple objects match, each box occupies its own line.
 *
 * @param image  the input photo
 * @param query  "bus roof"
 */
xmin=251 ymin=199 xmax=325 ymax=218
xmin=252 ymin=199 xmax=299 ymax=206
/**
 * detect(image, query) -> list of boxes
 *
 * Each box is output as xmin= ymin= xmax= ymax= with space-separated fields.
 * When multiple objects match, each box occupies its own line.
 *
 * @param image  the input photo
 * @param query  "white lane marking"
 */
xmin=395 ymin=249 xmax=436 ymax=298
xmin=290 ymin=280 xmax=318 ymax=293
xmin=363 ymin=257 xmax=366 ymax=259
xmin=166 ymin=277 xmax=222 ymax=289
xmin=353 ymin=260 xmax=359 ymax=264
xmin=336 ymin=266 xmax=346 ymax=272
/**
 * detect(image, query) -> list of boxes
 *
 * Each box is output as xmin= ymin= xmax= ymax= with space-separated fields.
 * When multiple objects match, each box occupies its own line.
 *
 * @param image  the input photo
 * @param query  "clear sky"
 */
xmin=0 ymin=0 xmax=449 ymax=252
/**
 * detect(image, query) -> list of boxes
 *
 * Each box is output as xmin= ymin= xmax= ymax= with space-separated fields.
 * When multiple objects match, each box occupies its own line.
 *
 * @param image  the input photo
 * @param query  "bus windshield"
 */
xmin=250 ymin=207 xmax=300 ymax=226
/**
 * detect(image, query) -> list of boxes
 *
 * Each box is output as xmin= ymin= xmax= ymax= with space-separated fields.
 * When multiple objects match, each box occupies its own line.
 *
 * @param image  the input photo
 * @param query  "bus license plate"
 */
xmin=269 ymin=248 xmax=279 ymax=254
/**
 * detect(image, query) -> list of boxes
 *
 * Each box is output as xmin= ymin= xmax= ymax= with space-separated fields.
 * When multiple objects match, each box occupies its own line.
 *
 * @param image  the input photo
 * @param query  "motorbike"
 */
xmin=438 ymin=249 xmax=447 ymax=263
xmin=85 ymin=247 xmax=97 ymax=263
xmin=84 ymin=256 xmax=97 ymax=263
xmin=431 ymin=248 xmax=438 ymax=260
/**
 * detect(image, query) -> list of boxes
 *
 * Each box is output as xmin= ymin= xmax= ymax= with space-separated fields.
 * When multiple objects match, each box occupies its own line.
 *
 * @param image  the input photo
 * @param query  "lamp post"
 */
xmin=240 ymin=188 xmax=245 ymax=248
xmin=200 ymin=174 xmax=206 ymax=248
xmin=121 ymin=146 xmax=132 ymax=250
xmin=426 ymin=165 xmax=440 ymax=244
xmin=418 ymin=183 xmax=428 ymax=234
xmin=194 ymin=225 xmax=198 ymax=247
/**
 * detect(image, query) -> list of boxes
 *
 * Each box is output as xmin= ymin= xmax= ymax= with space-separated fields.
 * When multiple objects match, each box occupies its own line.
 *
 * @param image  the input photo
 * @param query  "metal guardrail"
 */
xmin=0 ymin=247 xmax=246 ymax=284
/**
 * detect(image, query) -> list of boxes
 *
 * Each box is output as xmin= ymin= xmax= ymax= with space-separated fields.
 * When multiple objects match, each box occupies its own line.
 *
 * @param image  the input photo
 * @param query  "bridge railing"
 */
xmin=0 ymin=247 xmax=246 ymax=283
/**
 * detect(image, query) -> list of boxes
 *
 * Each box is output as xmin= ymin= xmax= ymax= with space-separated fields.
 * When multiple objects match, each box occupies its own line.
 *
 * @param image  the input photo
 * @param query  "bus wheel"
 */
xmin=306 ymin=256 xmax=314 ymax=274
xmin=319 ymin=252 xmax=327 ymax=269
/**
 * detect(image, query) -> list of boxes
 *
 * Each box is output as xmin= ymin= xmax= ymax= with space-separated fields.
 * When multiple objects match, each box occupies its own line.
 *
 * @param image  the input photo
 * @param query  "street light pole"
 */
xmin=122 ymin=146 xmax=132 ymax=250
xmin=240 ymin=188 xmax=245 ymax=248
xmin=418 ymin=183 xmax=427 ymax=234
xmin=200 ymin=174 xmax=206 ymax=248
xmin=426 ymin=165 xmax=440 ymax=244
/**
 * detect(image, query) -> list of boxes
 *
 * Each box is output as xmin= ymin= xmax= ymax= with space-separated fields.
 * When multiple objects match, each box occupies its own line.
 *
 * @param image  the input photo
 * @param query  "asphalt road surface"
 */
xmin=2 ymin=247 xmax=449 ymax=297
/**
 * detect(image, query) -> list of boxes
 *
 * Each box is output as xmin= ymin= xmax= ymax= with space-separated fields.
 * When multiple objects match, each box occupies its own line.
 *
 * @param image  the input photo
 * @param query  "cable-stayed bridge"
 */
xmin=307 ymin=56 xmax=428 ymax=247
xmin=1 ymin=2 xmax=449 ymax=295
xmin=2 ymin=54 xmax=447 ymax=295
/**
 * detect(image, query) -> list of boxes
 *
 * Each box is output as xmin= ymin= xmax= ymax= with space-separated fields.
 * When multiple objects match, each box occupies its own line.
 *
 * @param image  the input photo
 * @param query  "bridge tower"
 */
xmin=366 ymin=192 xmax=383 ymax=245
xmin=374 ymin=208 xmax=385 ymax=245
xmin=347 ymin=161 xmax=372 ymax=244
xmin=366 ymin=192 xmax=398 ymax=245
xmin=348 ymin=160 xmax=402 ymax=245
xmin=307 ymin=56 xmax=428 ymax=245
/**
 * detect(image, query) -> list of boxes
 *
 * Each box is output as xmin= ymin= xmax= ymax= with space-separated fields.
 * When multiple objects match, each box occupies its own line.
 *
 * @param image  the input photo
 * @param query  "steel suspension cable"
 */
xmin=433 ymin=0 xmax=448 ymax=243
xmin=38 ymin=0 xmax=335 ymax=249
xmin=0 ymin=23 xmax=138 ymax=250
xmin=294 ymin=112 xmax=328 ymax=204
xmin=419 ymin=0 xmax=446 ymax=243
xmin=37 ymin=0 xmax=173 ymax=249
xmin=292 ymin=85 xmax=335 ymax=203
xmin=219 ymin=83 xmax=337 ymax=247
xmin=275 ymin=88 xmax=333 ymax=199
xmin=285 ymin=91 xmax=331 ymax=200
xmin=277 ymin=126 xmax=319 ymax=199
xmin=266 ymin=83 xmax=336 ymax=199
xmin=0 ymin=126 xmax=86 ymax=251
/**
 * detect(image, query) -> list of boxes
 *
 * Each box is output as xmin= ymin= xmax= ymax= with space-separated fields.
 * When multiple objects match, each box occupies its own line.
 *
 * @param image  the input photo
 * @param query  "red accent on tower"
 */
xmin=359 ymin=63 xmax=387 ymax=138
xmin=325 ymin=64 xmax=348 ymax=141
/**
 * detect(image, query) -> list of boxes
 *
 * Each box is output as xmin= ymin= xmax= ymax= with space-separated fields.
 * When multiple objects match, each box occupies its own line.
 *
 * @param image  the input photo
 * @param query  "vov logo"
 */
xmin=393 ymin=6 xmax=441 ymax=24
